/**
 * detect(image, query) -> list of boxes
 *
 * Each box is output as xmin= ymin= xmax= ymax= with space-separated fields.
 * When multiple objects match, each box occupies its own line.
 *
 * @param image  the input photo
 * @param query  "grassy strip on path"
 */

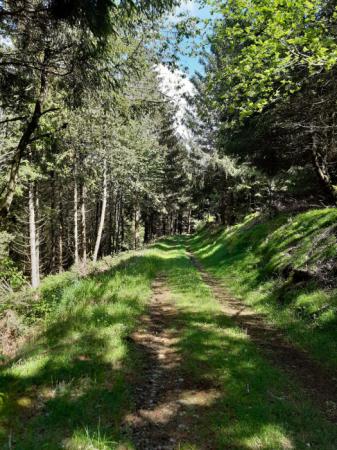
xmin=160 ymin=238 xmax=337 ymax=450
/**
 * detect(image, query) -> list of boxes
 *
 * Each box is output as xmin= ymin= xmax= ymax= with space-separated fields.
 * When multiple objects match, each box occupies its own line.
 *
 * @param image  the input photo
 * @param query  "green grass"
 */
xmin=1 ymin=234 xmax=337 ymax=449
xmin=161 ymin=239 xmax=337 ymax=449
xmin=0 ymin=250 xmax=161 ymax=449
xmin=188 ymin=208 xmax=337 ymax=370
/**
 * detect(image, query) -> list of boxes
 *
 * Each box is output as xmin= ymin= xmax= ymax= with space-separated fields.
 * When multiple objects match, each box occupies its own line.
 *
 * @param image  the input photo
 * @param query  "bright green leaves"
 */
xmin=204 ymin=0 xmax=337 ymax=126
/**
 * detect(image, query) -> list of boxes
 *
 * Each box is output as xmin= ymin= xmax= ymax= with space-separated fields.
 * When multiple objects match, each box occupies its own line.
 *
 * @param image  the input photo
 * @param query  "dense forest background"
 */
xmin=1 ymin=0 xmax=337 ymax=291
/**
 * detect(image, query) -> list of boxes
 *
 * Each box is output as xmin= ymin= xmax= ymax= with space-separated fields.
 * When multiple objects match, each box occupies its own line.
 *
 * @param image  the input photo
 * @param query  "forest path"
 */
xmin=188 ymin=251 xmax=337 ymax=423
xmin=123 ymin=277 xmax=219 ymax=449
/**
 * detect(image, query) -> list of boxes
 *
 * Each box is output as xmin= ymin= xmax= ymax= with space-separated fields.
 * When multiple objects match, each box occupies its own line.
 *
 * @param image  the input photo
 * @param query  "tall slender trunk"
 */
xmin=50 ymin=172 xmax=56 ymax=273
xmin=187 ymin=207 xmax=191 ymax=234
xmin=81 ymin=183 xmax=87 ymax=264
xmin=58 ymin=183 xmax=63 ymax=272
xmin=312 ymin=130 xmax=337 ymax=204
xmin=162 ymin=216 xmax=166 ymax=236
xmin=121 ymin=201 xmax=125 ymax=247
xmin=133 ymin=201 xmax=141 ymax=249
xmin=29 ymin=182 xmax=40 ymax=288
xmin=106 ymin=186 xmax=114 ymax=255
xmin=73 ymin=160 xmax=79 ymax=265
xmin=0 ymin=53 xmax=49 ymax=217
xmin=115 ymin=194 xmax=121 ymax=253
xmin=93 ymin=160 xmax=107 ymax=262
xmin=220 ymin=171 xmax=228 ymax=225
xmin=144 ymin=213 xmax=150 ymax=244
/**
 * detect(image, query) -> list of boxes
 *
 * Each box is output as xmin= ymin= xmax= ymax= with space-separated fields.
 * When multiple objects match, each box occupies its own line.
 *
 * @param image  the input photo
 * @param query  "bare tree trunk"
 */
xmin=93 ymin=160 xmax=107 ymax=262
xmin=220 ymin=171 xmax=228 ymax=225
xmin=29 ymin=182 xmax=40 ymax=288
xmin=50 ymin=172 xmax=56 ymax=273
xmin=187 ymin=207 xmax=191 ymax=234
xmin=133 ymin=201 xmax=141 ymax=249
xmin=81 ymin=183 xmax=87 ymax=264
xmin=312 ymin=131 xmax=337 ymax=204
xmin=58 ymin=184 xmax=64 ymax=272
xmin=0 ymin=53 xmax=49 ymax=217
xmin=115 ymin=194 xmax=121 ymax=253
xmin=58 ymin=219 xmax=63 ymax=273
xmin=73 ymin=160 xmax=79 ymax=265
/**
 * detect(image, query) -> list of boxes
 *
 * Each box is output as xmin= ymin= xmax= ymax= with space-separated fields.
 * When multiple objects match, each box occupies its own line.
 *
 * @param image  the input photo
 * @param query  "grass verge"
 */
xmin=161 ymin=238 xmax=337 ymax=450
xmin=0 ymin=250 xmax=160 ymax=449
xmin=187 ymin=208 xmax=337 ymax=371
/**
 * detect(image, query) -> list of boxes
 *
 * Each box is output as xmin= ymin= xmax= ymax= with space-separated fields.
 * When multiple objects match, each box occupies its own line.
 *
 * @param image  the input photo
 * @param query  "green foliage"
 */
xmin=206 ymin=0 xmax=337 ymax=124
xmin=0 ymin=257 xmax=26 ymax=292
xmin=0 ymin=232 xmax=26 ymax=293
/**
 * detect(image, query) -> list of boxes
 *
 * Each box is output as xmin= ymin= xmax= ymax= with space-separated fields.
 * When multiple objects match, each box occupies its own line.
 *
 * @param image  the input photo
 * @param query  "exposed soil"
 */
xmin=188 ymin=252 xmax=337 ymax=423
xmin=123 ymin=277 xmax=220 ymax=449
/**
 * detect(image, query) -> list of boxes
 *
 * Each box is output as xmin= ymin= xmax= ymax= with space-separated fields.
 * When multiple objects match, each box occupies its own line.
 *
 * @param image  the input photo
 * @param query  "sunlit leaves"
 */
xmin=204 ymin=0 xmax=337 ymax=125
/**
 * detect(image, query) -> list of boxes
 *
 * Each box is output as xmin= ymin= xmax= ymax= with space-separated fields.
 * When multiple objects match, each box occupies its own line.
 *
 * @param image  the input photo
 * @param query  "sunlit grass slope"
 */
xmin=188 ymin=208 xmax=337 ymax=370
xmin=0 ymin=250 xmax=162 ymax=449
xmin=160 ymin=239 xmax=337 ymax=450
xmin=1 ymin=238 xmax=337 ymax=449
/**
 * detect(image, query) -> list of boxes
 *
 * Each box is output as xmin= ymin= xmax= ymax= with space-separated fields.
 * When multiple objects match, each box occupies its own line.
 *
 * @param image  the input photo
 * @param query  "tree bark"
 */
xmin=58 ymin=181 xmax=64 ymax=272
xmin=80 ymin=183 xmax=87 ymax=264
xmin=93 ymin=159 xmax=107 ymax=262
xmin=73 ymin=159 xmax=79 ymax=265
xmin=133 ymin=201 xmax=141 ymax=249
xmin=312 ymin=131 xmax=337 ymax=204
xmin=220 ymin=171 xmax=228 ymax=225
xmin=0 ymin=52 xmax=49 ymax=217
xmin=29 ymin=182 xmax=40 ymax=288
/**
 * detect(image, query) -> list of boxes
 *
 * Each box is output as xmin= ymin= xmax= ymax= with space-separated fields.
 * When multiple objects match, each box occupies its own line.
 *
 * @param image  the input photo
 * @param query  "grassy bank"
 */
xmin=1 ymin=235 xmax=337 ymax=449
xmin=158 ymin=239 xmax=337 ymax=449
xmin=188 ymin=208 xmax=337 ymax=370
xmin=0 ymin=250 xmax=161 ymax=449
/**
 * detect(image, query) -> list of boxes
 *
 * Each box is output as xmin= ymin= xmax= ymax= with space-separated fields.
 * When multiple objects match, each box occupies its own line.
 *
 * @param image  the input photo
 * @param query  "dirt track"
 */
xmin=123 ymin=277 xmax=219 ymax=449
xmin=188 ymin=252 xmax=337 ymax=423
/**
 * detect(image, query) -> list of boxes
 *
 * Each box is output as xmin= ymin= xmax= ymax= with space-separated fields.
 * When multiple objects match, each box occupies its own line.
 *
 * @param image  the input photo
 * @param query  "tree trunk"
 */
xmin=58 ymin=183 xmax=64 ymax=272
xmin=187 ymin=207 xmax=191 ymax=234
xmin=73 ymin=160 xmax=79 ymax=265
xmin=144 ymin=213 xmax=150 ymax=244
xmin=93 ymin=160 xmax=107 ymax=262
xmin=80 ymin=183 xmax=87 ymax=264
xmin=220 ymin=171 xmax=228 ymax=225
xmin=29 ymin=182 xmax=40 ymax=288
xmin=312 ymin=131 xmax=337 ymax=204
xmin=50 ymin=172 xmax=57 ymax=273
xmin=133 ymin=202 xmax=141 ymax=249
xmin=0 ymin=53 xmax=49 ymax=217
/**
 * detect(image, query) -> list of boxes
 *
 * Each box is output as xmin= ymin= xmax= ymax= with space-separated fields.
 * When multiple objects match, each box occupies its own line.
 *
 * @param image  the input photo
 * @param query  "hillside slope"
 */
xmin=189 ymin=208 xmax=337 ymax=370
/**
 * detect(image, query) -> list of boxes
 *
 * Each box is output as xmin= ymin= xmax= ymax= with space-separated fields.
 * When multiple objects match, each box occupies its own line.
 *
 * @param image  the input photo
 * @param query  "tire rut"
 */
xmin=188 ymin=252 xmax=337 ymax=423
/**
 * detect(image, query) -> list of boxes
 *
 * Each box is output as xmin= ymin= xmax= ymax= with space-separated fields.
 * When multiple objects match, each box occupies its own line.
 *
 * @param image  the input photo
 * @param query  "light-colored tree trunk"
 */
xmin=81 ymin=183 xmax=87 ymax=263
xmin=93 ymin=159 xmax=107 ymax=262
xmin=58 ymin=222 xmax=63 ymax=272
xmin=73 ymin=160 xmax=79 ymax=265
xmin=133 ymin=202 xmax=141 ymax=249
xmin=29 ymin=182 xmax=40 ymax=288
xmin=58 ymin=185 xmax=64 ymax=273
